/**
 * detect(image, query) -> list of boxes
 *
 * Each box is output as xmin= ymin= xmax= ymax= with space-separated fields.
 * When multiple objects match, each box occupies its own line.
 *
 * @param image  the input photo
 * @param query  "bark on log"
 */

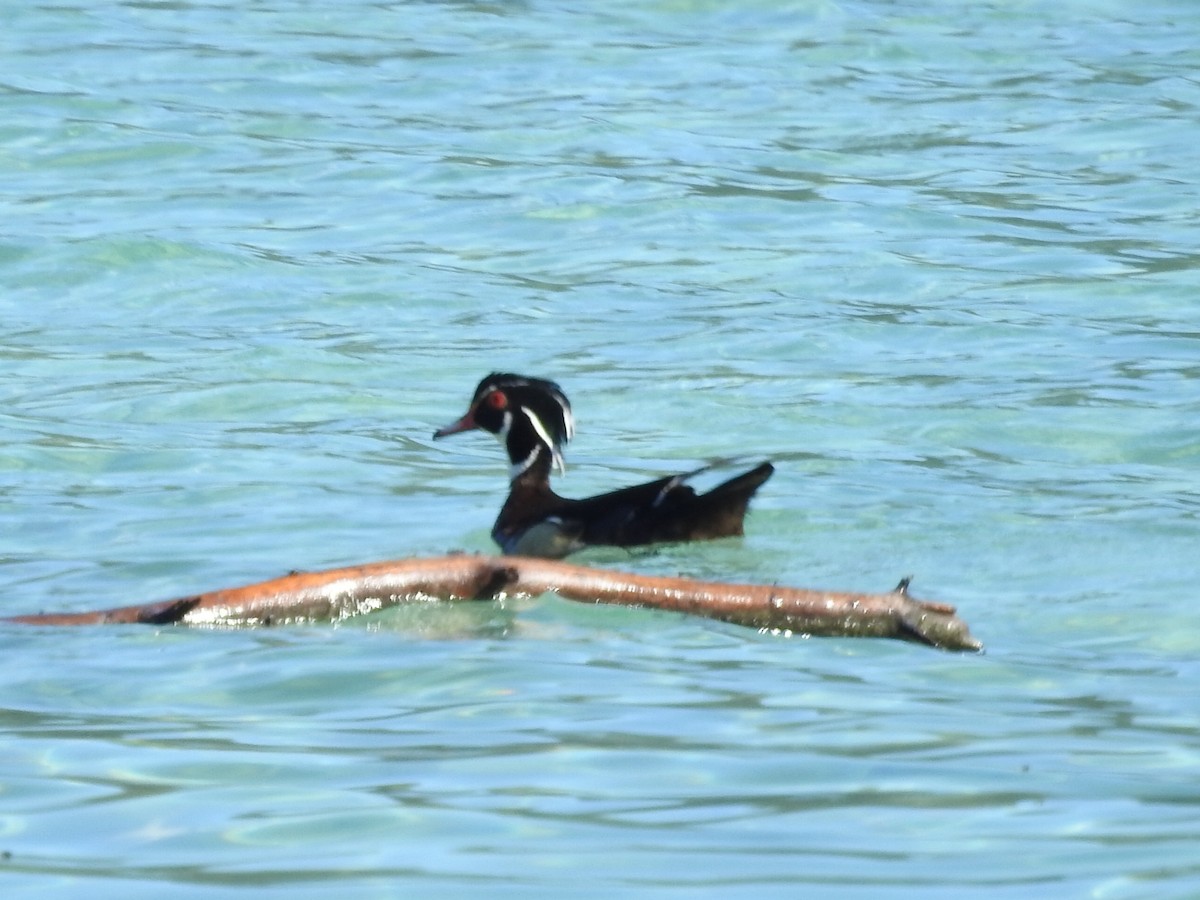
xmin=3 ymin=554 xmax=982 ymax=652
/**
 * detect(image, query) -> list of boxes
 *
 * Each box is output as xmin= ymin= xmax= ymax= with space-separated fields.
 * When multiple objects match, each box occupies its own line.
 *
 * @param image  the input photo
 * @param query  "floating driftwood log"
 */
xmin=3 ymin=554 xmax=981 ymax=652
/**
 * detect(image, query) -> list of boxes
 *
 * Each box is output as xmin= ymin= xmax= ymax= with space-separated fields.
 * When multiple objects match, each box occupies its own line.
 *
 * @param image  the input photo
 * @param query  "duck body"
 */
xmin=434 ymin=373 xmax=773 ymax=559
xmin=495 ymin=460 xmax=775 ymax=557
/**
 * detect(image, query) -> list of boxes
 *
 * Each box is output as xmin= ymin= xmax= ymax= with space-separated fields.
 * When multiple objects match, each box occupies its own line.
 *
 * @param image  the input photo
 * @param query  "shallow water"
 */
xmin=4 ymin=1 xmax=1200 ymax=896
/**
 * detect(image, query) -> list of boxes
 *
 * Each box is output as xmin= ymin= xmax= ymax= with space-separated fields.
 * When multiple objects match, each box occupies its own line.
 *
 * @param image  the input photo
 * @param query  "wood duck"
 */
xmin=433 ymin=373 xmax=774 ymax=558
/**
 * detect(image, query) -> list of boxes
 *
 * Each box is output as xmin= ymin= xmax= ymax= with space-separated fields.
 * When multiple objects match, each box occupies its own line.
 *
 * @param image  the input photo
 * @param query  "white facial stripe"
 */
xmin=493 ymin=410 xmax=513 ymax=445
xmin=521 ymin=406 xmax=566 ymax=475
xmin=509 ymin=445 xmax=542 ymax=481
xmin=495 ymin=409 xmax=540 ymax=479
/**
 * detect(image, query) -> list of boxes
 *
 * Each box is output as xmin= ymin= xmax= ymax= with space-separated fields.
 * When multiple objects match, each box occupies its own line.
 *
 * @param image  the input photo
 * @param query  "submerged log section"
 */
xmin=3 ymin=555 xmax=981 ymax=652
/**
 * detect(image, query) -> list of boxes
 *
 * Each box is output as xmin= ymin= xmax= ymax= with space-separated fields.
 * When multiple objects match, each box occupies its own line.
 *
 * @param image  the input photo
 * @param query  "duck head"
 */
xmin=433 ymin=372 xmax=574 ymax=480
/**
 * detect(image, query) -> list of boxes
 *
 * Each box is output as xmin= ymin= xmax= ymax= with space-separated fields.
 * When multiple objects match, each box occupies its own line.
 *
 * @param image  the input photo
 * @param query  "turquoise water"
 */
xmin=4 ymin=0 xmax=1200 ymax=895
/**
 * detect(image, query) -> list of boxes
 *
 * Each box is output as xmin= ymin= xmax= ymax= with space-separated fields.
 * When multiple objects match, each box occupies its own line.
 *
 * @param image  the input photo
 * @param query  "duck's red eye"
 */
xmin=485 ymin=390 xmax=508 ymax=410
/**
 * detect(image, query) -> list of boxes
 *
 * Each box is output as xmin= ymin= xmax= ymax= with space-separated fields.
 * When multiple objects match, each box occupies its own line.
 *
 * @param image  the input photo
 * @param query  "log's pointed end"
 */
xmin=2 ymin=597 xmax=200 ymax=627
xmin=887 ymin=577 xmax=982 ymax=652
xmin=897 ymin=606 xmax=983 ymax=653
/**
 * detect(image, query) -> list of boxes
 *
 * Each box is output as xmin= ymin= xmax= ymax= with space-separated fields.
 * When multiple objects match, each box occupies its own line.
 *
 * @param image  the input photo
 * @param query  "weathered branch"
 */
xmin=3 ymin=554 xmax=981 ymax=652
